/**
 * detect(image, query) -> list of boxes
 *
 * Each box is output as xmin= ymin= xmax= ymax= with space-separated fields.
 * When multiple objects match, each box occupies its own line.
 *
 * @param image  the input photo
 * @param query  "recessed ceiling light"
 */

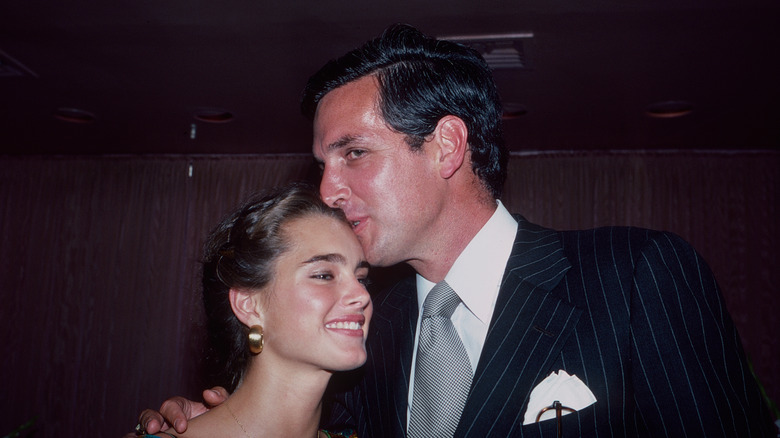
xmin=645 ymin=100 xmax=694 ymax=118
xmin=53 ymin=107 xmax=96 ymax=123
xmin=194 ymin=108 xmax=234 ymax=123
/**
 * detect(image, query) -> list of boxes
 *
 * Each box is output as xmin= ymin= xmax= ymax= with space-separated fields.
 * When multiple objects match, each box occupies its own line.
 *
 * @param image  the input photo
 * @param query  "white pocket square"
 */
xmin=522 ymin=370 xmax=597 ymax=425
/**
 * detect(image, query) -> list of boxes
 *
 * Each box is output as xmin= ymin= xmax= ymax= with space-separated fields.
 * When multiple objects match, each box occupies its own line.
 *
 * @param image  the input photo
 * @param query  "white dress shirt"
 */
xmin=407 ymin=200 xmax=518 ymax=422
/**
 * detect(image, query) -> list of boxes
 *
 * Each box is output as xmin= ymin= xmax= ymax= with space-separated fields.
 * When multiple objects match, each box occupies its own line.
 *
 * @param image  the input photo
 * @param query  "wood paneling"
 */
xmin=0 ymin=151 xmax=776 ymax=436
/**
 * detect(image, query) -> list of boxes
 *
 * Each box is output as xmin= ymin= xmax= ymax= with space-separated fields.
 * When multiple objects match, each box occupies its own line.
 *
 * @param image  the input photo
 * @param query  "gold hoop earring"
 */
xmin=248 ymin=325 xmax=264 ymax=354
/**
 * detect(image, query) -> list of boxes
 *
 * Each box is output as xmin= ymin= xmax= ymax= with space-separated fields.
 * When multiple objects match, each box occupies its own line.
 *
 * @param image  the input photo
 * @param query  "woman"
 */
xmin=144 ymin=183 xmax=371 ymax=438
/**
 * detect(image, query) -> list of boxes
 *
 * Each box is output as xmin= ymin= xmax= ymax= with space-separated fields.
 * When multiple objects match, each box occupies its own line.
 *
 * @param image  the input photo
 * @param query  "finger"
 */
xmin=160 ymin=398 xmax=190 ymax=433
xmin=139 ymin=409 xmax=166 ymax=434
xmin=203 ymin=386 xmax=230 ymax=407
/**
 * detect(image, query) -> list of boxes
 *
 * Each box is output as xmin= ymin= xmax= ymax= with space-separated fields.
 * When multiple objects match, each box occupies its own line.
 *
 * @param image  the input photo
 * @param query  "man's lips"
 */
xmin=346 ymin=215 xmax=367 ymax=232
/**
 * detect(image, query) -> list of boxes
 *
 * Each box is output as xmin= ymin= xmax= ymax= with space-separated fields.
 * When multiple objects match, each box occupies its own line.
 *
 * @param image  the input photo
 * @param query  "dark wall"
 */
xmin=0 ymin=151 xmax=776 ymax=436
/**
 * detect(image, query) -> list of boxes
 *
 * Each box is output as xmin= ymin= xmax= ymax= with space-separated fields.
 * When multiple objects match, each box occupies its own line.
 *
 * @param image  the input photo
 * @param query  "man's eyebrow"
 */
xmin=313 ymin=135 xmax=359 ymax=167
xmin=327 ymin=135 xmax=359 ymax=152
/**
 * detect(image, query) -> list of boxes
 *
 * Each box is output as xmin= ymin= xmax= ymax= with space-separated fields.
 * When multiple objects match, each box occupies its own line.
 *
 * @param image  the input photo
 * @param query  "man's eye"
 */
xmin=346 ymin=149 xmax=366 ymax=159
xmin=358 ymin=277 xmax=372 ymax=288
xmin=313 ymin=273 xmax=334 ymax=280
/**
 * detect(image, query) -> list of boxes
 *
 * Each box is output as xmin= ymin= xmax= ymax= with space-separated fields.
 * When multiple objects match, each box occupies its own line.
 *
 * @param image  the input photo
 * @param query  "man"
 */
xmin=139 ymin=24 xmax=774 ymax=437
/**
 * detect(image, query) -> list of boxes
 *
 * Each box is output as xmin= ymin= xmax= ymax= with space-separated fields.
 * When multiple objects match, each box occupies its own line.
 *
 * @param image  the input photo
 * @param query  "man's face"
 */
xmin=312 ymin=76 xmax=445 ymax=268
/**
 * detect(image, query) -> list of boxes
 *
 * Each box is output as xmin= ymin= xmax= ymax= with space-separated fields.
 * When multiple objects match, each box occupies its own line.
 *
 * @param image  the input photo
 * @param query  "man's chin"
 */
xmin=364 ymin=250 xmax=392 ymax=268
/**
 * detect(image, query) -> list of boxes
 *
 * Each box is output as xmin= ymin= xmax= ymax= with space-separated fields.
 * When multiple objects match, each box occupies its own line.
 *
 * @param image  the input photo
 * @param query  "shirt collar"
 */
xmin=417 ymin=200 xmax=518 ymax=324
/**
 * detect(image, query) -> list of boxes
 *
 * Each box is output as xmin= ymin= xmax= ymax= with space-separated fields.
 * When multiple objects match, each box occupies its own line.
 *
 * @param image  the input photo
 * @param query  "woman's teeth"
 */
xmin=326 ymin=321 xmax=362 ymax=330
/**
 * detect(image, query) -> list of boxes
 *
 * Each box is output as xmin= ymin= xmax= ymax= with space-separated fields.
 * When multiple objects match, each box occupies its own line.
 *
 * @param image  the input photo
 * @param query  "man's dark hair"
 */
xmin=301 ymin=23 xmax=508 ymax=199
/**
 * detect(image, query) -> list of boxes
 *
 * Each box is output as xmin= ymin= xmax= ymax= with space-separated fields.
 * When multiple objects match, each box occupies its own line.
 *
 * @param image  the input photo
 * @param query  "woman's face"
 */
xmin=260 ymin=213 xmax=372 ymax=373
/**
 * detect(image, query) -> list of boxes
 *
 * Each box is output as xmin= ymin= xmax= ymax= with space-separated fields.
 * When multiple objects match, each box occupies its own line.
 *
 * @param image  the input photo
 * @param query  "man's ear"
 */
xmin=229 ymin=288 xmax=264 ymax=327
xmin=433 ymin=115 xmax=469 ymax=179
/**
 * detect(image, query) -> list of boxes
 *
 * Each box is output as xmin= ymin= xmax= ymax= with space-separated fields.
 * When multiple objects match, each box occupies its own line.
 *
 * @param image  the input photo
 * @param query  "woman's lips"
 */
xmin=325 ymin=315 xmax=366 ymax=336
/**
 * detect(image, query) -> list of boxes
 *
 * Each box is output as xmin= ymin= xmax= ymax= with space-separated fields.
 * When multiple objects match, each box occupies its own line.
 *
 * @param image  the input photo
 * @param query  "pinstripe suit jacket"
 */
xmin=324 ymin=216 xmax=774 ymax=437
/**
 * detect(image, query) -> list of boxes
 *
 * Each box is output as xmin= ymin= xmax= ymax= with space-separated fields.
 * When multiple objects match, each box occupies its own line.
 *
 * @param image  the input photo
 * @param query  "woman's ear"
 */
xmin=433 ymin=115 xmax=469 ymax=179
xmin=229 ymin=288 xmax=264 ymax=327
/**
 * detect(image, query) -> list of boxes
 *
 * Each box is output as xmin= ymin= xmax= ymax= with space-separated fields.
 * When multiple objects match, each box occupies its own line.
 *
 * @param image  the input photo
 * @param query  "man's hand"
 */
xmin=137 ymin=387 xmax=229 ymax=434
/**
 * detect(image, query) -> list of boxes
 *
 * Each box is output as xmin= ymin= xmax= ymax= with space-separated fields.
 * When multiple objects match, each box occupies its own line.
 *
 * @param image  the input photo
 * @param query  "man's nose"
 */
xmin=320 ymin=167 xmax=350 ymax=208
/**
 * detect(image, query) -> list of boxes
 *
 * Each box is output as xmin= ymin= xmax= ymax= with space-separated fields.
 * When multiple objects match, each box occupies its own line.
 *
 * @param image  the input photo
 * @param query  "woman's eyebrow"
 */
xmin=302 ymin=253 xmax=347 ymax=265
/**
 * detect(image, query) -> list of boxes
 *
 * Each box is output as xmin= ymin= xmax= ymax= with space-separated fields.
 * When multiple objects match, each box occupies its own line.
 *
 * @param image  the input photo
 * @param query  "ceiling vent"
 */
xmin=440 ymin=32 xmax=534 ymax=70
xmin=0 ymin=50 xmax=38 ymax=78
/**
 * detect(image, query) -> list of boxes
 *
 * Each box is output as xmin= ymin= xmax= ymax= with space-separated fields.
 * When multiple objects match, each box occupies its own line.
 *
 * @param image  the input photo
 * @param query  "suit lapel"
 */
xmin=364 ymin=275 xmax=418 ymax=437
xmin=457 ymin=216 xmax=582 ymax=436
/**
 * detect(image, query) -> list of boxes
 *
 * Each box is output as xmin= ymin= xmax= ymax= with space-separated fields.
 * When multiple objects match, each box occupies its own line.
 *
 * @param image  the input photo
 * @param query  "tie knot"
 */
xmin=422 ymin=281 xmax=461 ymax=318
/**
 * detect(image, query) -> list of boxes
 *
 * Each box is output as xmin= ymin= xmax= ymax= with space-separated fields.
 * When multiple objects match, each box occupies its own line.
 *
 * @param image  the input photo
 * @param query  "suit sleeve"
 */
xmin=320 ymin=369 xmax=365 ymax=435
xmin=628 ymin=231 xmax=775 ymax=437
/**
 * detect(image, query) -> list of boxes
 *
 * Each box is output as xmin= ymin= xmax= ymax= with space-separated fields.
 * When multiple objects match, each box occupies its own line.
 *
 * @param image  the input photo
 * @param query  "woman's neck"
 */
xmin=186 ymin=360 xmax=331 ymax=437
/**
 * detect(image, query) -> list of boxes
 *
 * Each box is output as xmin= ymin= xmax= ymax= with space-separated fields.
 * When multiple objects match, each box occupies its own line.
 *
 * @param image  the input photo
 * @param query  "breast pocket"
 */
xmin=520 ymin=402 xmax=600 ymax=438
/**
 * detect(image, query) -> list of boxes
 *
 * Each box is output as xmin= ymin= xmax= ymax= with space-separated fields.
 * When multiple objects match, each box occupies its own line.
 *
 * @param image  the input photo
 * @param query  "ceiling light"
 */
xmin=53 ymin=107 xmax=96 ymax=123
xmin=645 ymin=100 xmax=694 ymax=118
xmin=194 ymin=108 xmax=234 ymax=123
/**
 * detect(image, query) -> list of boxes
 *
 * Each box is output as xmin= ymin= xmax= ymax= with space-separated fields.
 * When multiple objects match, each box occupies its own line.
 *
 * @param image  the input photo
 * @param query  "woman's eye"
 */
xmin=313 ymin=273 xmax=333 ymax=280
xmin=358 ymin=277 xmax=372 ymax=288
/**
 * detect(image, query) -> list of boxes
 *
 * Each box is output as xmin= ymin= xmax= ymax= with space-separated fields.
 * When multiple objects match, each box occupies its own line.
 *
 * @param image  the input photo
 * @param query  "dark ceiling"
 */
xmin=1 ymin=0 xmax=778 ymax=156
